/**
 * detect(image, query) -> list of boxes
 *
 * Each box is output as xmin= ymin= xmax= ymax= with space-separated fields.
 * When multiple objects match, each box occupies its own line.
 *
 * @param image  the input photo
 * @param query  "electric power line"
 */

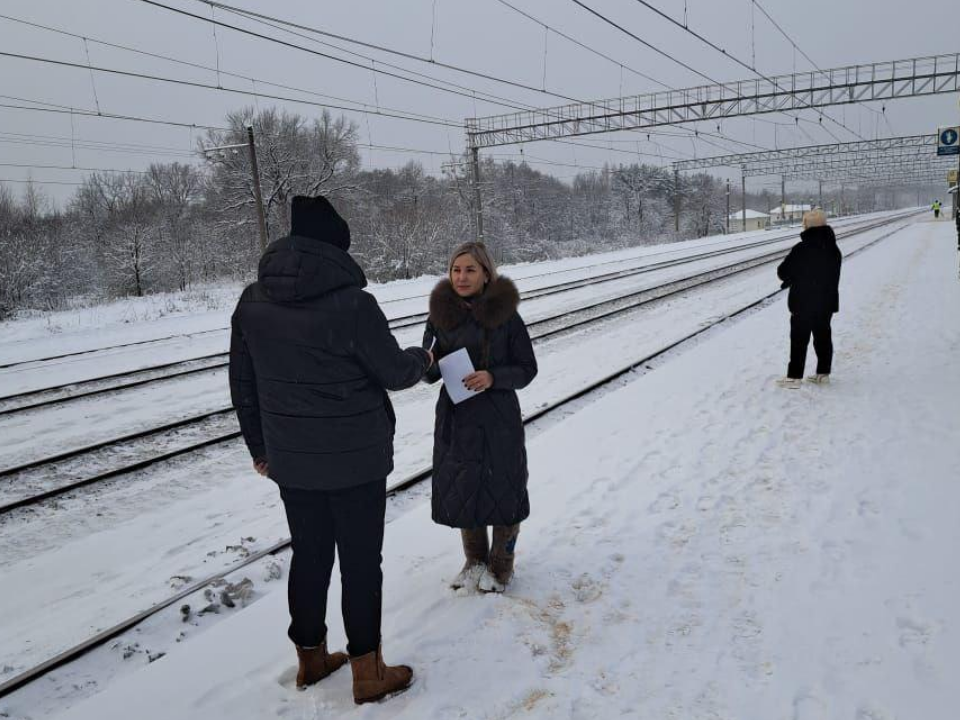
xmin=0 ymin=12 xmax=462 ymax=127
xmin=624 ymin=0 xmax=861 ymax=142
xmin=134 ymin=0 xmax=783 ymax=160
xmin=0 ymin=51 xmax=463 ymax=128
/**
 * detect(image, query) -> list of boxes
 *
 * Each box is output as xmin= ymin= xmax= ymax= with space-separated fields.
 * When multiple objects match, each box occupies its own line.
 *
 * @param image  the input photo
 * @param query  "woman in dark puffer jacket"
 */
xmin=423 ymin=242 xmax=538 ymax=593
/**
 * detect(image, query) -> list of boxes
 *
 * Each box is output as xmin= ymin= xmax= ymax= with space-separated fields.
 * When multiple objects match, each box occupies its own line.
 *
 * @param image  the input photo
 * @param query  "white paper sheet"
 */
xmin=438 ymin=348 xmax=480 ymax=404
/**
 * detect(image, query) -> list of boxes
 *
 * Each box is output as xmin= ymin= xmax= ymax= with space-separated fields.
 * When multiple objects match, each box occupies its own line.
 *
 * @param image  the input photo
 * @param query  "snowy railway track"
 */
xmin=0 ymin=232 xmax=789 ymax=372
xmin=0 ymin=216 xmax=906 ymax=417
xmin=0 ymin=211 xmax=920 ymax=701
xmin=0 ymin=211 xmax=918 ymax=518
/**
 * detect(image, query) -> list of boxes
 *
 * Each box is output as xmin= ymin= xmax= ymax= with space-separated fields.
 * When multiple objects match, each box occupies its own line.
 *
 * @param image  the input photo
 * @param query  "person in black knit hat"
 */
xmin=229 ymin=195 xmax=432 ymax=703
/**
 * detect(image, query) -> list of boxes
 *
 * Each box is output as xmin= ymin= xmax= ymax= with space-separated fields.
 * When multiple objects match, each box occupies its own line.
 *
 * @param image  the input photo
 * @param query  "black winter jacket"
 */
xmin=777 ymin=225 xmax=843 ymax=316
xmin=229 ymin=235 xmax=430 ymax=490
xmin=423 ymin=277 xmax=538 ymax=528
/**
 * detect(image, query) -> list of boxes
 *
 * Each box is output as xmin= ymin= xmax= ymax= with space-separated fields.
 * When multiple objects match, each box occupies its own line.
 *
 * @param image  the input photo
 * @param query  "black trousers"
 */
xmin=788 ymin=313 xmax=833 ymax=379
xmin=279 ymin=479 xmax=386 ymax=657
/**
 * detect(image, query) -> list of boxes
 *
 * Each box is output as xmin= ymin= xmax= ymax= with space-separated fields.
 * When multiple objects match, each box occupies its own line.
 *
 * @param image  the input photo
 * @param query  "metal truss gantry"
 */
xmin=742 ymin=156 xmax=956 ymax=180
xmin=466 ymin=54 xmax=960 ymax=148
xmin=772 ymin=167 xmax=950 ymax=184
xmin=672 ymin=134 xmax=938 ymax=172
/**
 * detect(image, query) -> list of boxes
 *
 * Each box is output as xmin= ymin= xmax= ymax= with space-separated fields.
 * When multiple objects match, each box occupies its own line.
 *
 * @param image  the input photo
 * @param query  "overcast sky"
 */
xmin=1 ymin=0 xmax=958 ymax=205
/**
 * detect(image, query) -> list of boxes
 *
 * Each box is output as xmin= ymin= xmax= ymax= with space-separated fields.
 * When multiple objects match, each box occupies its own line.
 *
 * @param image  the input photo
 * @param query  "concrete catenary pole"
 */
xmin=741 ymin=170 xmax=747 ymax=233
xmin=726 ymin=178 xmax=731 ymax=234
xmin=247 ymin=126 xmax=268 ymax=252
xmin=471 ymin=146 xmax=484 ymax=242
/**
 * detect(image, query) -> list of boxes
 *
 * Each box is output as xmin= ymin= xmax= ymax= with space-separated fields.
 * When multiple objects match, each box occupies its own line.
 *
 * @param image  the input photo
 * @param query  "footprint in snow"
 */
xmin=792 ymin=688 xmax=828 ymax=720
xmin=896 ymin=616 xmax=932 ymax=649
xmin=648 ymin=492 xmax=680 ymax=513
xmin=856 ymin=704 xmax=895 ymax=720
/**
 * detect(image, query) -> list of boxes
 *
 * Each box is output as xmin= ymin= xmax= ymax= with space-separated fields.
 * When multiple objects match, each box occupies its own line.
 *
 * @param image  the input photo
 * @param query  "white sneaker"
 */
xmin=806 ymin=374 xmax=830 ymax=385
xmin=776 ymin=377 xmax=802 ymax=389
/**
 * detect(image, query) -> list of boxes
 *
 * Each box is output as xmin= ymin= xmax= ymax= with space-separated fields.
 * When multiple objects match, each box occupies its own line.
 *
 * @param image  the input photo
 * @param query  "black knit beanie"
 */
xmin=290 ymin=195 xmax=351 ymax=251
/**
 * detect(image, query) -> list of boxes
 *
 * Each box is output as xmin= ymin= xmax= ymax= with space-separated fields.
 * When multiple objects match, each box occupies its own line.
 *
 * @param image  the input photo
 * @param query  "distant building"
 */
xmin=729 ymin=209 xmax=770 ymax=232
xmin=769 ymin=203 xmax=813 ymax=225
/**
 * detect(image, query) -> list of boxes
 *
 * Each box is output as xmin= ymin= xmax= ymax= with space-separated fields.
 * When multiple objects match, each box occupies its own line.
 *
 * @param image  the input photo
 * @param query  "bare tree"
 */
xmin=147 ymin=163 xmax=203 ymax=291
xmin=203 ymin=107 xmax=361 ymax=246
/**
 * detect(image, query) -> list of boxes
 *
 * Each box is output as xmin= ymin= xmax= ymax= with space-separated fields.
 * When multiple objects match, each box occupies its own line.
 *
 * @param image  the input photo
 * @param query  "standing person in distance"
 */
xmin=422 ymin=242 xmax=538 ymax=593
xmin=776 ymin=209 xmax=842 ymax=389
xmin=229 ymin=195 xmax=432 ymax=704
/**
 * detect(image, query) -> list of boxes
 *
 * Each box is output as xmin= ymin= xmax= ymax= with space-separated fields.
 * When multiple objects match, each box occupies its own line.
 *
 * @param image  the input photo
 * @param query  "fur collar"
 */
xmin=429 ymin=276 xmax=520 ymax=331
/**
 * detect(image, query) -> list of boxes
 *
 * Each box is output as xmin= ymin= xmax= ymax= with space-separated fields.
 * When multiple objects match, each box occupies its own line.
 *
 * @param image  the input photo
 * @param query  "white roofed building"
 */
xmin=769 ymin=203 xmax=813 ymax=225
xmin=728 ymin=209 xmax=770 ymax=233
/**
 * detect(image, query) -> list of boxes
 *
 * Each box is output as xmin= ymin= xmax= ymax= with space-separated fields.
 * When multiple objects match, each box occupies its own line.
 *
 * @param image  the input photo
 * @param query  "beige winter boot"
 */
xmin=350 ymin=645 xmax=414 ymax=704
xmin=295 ymin=642 xmax=348 ymax=689
xmin=450 ymin=527 xmax=489 ymax=590
xmin=479 ymin=524 xmax=520 ymax=593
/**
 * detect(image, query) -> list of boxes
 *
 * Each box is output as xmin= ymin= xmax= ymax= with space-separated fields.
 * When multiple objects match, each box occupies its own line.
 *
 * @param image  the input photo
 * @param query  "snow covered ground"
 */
xmin=2 ymin=214 xmax=957 ymax=719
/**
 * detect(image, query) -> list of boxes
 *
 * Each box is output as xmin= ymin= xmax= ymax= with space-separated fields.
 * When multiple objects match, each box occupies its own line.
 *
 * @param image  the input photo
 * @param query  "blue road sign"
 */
xmin=938 ymin=127 xmax=960 ymax=156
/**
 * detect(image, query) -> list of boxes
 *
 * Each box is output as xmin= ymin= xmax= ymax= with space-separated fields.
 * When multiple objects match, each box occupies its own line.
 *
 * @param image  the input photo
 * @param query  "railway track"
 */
xmin=0 ymin=228 xmax=794 ymax=371
xmin=0 ymin=213 xmax=907 ymax=417
xmin=0 ymin=210 xmax=919 ymax=701
xmin=0 ymin=212 xmax=916 ymax=518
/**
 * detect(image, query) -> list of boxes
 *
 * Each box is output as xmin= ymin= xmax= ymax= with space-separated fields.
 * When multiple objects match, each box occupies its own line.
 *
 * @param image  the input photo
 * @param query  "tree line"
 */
xmin=0 ymin=106 xmax=920 ymax=319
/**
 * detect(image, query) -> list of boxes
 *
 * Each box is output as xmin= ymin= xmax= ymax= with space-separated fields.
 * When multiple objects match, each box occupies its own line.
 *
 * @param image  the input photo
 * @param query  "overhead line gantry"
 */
xmin=463 ymin=54 xmax=960 ymax=238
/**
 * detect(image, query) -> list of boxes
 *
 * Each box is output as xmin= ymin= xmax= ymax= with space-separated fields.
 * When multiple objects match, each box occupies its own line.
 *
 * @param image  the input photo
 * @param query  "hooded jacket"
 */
xmin=777 ymin=225 xmax=843 ymax=316
xmin=229 ymin=235 xmax=430 ymax=490
xmin=422 ymin=277 xmax=538 ymax=528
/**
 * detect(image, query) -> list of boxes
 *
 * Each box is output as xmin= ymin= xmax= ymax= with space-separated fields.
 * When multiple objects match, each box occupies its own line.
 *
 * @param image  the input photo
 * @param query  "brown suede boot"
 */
xmin=295 ymin=642 xmax=348 ymax=689
xmin=350 ymin=645 xmax=414 ymax=704
xmin=479 ymin=524 xmax=520 ymax=593
xmin=450 ymin=527 xmax=489 ymax=590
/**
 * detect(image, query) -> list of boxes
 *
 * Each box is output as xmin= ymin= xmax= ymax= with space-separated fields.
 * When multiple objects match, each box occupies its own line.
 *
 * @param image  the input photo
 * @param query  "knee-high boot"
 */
xmin=479 ymin=524 xmax=519 ymax=593
xmin=450 ymin=527 xmax=489 ymax=590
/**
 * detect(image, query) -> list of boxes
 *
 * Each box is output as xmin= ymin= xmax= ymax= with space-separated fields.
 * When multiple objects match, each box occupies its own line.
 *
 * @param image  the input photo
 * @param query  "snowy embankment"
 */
xmin=29 ymin=219 xmax=960 ymax=719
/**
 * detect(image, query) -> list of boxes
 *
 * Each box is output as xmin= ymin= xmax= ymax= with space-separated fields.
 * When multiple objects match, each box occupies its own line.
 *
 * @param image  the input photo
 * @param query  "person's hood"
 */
xmin=257 ymin=235 xmax=366 ymax=303
xmin=429 ymin=276 xmax=520 ymax=331
xmin=800 ymin=224 xmax=837 ymax=248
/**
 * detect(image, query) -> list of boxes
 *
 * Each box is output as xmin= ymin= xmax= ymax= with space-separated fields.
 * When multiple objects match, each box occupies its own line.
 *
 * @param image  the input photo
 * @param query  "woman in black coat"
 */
xmin=776 ymin=209 xmax=842 ymax=388
xmin=422 ymin=242 xmax=538 ymax=593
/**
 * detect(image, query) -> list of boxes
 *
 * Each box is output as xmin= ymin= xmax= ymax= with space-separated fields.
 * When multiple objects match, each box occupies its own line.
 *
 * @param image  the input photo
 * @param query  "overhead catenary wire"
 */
xmin=0 ymin=95 xmax=688 ymax=165
xmin=134 ymin=0 xmax=785 ymax=160
xmin=0 ymin=51 xmax=463 ymax=128
xmin=571 ymin=0 xmax=851 ymax=144
xmin=2 ymin=6 xmax=811 ymax=184
xmin=749 ymin=0 xmax=889 ymax=127
xmin=0 ymin=162 xmax=151 ymax=174
xmin=0 ymin=12 xmax=464 ymax=127
xmin=134 ymin=0 xmax=592 ymax=113
xmin=624 ymin=0 xmax=860 ymax=142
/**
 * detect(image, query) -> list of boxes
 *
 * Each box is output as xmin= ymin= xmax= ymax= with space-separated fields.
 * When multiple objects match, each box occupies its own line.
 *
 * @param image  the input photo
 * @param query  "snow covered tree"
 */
xmin=203 ymin=107 xmax=361 ymax=252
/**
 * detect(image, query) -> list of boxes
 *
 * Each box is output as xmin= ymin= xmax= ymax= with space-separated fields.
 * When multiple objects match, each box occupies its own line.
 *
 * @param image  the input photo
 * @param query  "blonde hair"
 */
xmin=448 ymin=241 xmax=498 ymax=283
xmin=803 ymin=209 xmax=828 ymax=230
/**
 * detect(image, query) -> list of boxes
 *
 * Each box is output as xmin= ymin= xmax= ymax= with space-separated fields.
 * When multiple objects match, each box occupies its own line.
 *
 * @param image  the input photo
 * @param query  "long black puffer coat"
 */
xmin=229 ymin=235 xmax=429 ymax=491
xmin=423 ymin=277 xmax=538 ymax=529
xmin=777 ymin=225 xmax=843 ymax=316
